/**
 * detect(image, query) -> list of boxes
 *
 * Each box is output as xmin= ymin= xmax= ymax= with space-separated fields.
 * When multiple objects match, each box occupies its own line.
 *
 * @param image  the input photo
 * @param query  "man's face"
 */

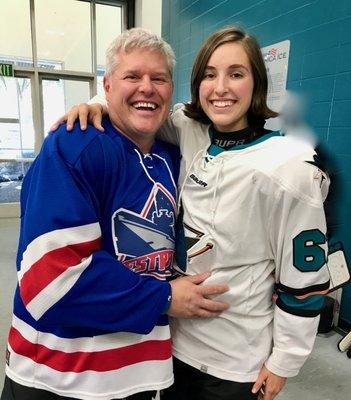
xmin=104 ymin=48 xmax=173 ymax=147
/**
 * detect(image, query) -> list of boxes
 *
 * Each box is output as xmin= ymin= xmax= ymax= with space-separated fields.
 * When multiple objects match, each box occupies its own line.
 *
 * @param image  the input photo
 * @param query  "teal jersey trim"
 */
xmin=279 ymin=292 xmax=325 ymax=310
xmin=276 ymin=291 xmax=326 ymax=317
xmin=207 ymin=130 xmax=282 ymax=157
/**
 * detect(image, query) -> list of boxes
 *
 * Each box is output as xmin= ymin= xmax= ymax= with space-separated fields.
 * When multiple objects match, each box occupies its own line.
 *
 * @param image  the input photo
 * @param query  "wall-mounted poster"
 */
xmin=261 ymin=40 xmax=290 ymax=130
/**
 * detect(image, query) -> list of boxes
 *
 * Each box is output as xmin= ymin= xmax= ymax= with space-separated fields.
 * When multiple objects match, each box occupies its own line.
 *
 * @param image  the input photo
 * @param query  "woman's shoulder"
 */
xmin=266 ymin=135 xmax=328 ymax=203
xmin=172 ymin=102 xmax=186 ymax=113
xmin=170 ymin=103 xmax=209 ymax=131
xmin=170 ymin=103 xmax=188 ymax=124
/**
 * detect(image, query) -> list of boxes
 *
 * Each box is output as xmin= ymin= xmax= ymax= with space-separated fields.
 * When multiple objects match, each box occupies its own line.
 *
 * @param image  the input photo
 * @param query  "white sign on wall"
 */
xmin=261 ymin=40 xmax=290 ymax=130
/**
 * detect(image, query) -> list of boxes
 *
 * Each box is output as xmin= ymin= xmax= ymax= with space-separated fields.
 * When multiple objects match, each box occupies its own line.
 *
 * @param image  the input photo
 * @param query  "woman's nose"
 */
xmin=214 ymin=76 xmax=228 ymax=96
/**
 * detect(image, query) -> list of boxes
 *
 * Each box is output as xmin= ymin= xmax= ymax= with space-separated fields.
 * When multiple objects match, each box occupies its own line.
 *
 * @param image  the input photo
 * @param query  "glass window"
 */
xmin=35 ymin=0 xmax=92 ymax=72
xmin=0 ymin=0 xmax=129 ymax=211
xmin=42 ymin=78 xmax=91 ymax=134
xmin=0 ymin=160 xmax=32 ymax=204
xmin=96 ymin=2 xmax=123 ymax=96
xmin=97 ymin=68 xmax=105 ymax=97
xmin=0 ymin=0 xmax=33 ymax=66
xmin=0 ymin=77 xmax=34 ymax=159
xmin=96 ymin=3 xmax=122 ymax=68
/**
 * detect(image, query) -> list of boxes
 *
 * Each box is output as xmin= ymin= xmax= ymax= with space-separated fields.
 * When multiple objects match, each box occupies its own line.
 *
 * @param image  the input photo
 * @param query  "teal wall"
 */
xmin=162 ymin=0 xmax=351 ymax=328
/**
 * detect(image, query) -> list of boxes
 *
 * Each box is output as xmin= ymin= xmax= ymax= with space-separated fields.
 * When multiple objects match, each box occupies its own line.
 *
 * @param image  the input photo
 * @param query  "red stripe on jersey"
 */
xmin=9 ymin=327 xmax=172 ymax=372
xmin=20 ymin=237 xmax=101 ymax=305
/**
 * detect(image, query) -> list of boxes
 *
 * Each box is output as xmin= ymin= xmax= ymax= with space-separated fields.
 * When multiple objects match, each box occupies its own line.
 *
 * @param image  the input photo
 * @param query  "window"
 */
xmin=0 ymin=0 xmax=33 ymax=66
xmin=0 ymin=0 xmax=132 ymax=210
xmin=96 ymin=2 xmax=123 ymax=96
xmin=35 ymin=0 xmax=92 ymax=73
xmin=42 ymin=78 xmax=91 ymax=134
xmin=0 ymin=76 xmax=34 ymax=159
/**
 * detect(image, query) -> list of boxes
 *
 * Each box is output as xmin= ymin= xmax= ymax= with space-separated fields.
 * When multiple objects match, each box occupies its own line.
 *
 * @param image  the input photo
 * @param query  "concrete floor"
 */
xmin=0 ymin=218 xmax=350 ymax=399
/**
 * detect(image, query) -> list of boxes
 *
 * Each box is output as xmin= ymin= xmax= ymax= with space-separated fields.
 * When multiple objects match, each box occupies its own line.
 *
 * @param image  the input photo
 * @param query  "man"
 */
xmin=1 ymin=28 xmax=229 ymax=400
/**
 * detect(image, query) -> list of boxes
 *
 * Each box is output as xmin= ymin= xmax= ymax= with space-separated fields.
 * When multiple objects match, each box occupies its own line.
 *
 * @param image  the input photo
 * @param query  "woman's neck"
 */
xmin=210 ymin=125 xmax=257 ymax=149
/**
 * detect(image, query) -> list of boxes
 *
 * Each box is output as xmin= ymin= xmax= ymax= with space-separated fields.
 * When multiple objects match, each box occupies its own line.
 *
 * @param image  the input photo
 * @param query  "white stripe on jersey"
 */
xmin=19 ymin=222 xmax=101 ymax=281
xmin=12 ymin=315 xmax=171 ymax=352
xmin=26 ymin=255 xmax=93 ymax=320
xmin=6 ymin=349 xmax=173 ymax=400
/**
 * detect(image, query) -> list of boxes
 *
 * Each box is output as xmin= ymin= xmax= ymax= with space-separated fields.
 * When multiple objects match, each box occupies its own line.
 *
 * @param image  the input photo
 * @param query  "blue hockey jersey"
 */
xmin=5 ymin=118 xmax=180 ymax=399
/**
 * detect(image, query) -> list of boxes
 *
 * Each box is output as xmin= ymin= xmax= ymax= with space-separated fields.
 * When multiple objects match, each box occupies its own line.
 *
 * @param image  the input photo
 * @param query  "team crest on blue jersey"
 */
xmin=112 ymin=183 xmax=176 ymax=280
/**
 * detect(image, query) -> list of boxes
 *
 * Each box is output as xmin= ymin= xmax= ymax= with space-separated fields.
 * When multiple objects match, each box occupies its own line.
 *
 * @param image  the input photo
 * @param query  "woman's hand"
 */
xmin=252 ymin=365 xmax=287 ymax=400
xmin=50 ymin=103 xmax=106 ymax=132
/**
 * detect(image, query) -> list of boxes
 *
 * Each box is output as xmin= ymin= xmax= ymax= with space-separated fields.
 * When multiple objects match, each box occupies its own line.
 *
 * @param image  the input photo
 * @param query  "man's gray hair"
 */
xmin=105 ymin=28 xmax=176 ymax=78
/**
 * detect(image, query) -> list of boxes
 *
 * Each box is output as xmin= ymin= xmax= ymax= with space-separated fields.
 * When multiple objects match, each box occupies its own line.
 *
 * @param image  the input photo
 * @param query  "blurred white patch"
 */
xmin=279 ymin=91 xmax=318 ymax=148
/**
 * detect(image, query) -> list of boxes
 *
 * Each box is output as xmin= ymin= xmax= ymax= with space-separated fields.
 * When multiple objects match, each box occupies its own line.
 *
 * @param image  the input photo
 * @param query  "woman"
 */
xmin=53 ymin=27 xmax=330 ymax=400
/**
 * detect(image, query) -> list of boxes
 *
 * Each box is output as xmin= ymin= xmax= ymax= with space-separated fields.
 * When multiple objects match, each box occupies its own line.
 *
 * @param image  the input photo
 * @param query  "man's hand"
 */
xmin=168 ymin=273 xmax=230 ymax=318
xmin=50 ymin=103 xmax=106 ymax=132
xmin=252 ymin=365 xmax=287 ymax=400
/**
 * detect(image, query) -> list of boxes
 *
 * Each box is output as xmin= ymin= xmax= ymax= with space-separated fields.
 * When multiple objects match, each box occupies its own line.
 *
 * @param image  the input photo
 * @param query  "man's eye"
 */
xmin=153 ymin=77 xmax=167 ymax=83
xmin=125 ymin=75 xmax=138 ymax=80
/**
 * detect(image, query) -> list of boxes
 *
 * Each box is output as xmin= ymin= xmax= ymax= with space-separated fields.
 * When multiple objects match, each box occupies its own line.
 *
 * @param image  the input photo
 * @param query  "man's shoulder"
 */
xmin=54 ymin=122 xmax=104 ymax=145
xmin=156 ymin=138 xmax=180 ymax=152
xmin=154 ymin=139 xmax=181 ymax=161
xmin=46 ymin=122 xmax=118 ymax=166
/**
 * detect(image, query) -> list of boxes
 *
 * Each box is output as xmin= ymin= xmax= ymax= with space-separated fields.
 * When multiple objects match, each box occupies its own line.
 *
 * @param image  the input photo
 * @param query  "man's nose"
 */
xmin=138 ymin=76 xmax=154 ymax=95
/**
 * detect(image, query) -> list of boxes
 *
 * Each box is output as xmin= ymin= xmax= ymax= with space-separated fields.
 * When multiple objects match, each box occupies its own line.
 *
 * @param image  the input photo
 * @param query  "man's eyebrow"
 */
xmin=122 ymin=69 xmax=139 ymax=75
xmin=152 ymin=71 xmax=171 ymax=77
xmin=123 ymin=69 xmax=169 ymax=76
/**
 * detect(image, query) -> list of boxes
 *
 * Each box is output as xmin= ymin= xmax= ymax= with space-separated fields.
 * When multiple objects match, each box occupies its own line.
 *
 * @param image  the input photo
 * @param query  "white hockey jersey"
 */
xmin=160 ymin=104 xmax=330 ymax=382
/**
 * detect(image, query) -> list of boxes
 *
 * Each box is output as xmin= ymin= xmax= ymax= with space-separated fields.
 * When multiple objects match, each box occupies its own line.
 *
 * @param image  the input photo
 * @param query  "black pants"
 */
xmin=1 ymin=376 xmax=156 ymax=400
xmin=161 ymin=358 xmax=258 ymax=400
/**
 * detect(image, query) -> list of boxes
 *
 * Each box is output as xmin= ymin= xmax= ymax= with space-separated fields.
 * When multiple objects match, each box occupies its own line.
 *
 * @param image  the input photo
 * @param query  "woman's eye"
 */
xmin=203 ymin=73 xmax=215 ymax=79
xmin=231 ymin=72 xmax=243 ymax=78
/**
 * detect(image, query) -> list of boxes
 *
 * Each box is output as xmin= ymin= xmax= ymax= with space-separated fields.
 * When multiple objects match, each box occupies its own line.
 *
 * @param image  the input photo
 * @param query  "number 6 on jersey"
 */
xmin=293 ymin=229 xmax=327 ymax=272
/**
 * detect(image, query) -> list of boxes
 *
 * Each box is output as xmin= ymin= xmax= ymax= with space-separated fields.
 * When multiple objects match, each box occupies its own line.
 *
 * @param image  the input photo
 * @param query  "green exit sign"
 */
xmin=0 ymin=63 xmax=14 ymax=77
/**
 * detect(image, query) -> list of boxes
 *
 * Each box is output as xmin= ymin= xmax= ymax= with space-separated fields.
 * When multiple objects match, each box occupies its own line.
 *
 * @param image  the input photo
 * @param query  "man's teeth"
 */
xmin=212 ymin=100 xmax=234 ymax=107
xmin=133 ymin=102 xmax=157 ymax=109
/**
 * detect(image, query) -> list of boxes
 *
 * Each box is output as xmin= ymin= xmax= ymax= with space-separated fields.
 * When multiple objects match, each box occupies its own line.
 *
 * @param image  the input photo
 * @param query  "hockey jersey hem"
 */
xmin=172 ymin=350 xmax=259 ymax=383
xmin=5 ymin=369 xmax=174 ymax=400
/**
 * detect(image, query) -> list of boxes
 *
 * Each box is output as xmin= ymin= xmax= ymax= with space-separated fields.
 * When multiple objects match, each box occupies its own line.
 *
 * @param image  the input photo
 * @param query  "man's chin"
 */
xmin=134 ymin=121 xmax=164 ymax=136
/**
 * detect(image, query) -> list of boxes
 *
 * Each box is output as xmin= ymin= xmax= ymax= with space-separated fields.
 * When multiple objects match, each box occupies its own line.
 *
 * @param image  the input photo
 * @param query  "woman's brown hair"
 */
xmin=184 ymin=26 xmax=278 ymax=129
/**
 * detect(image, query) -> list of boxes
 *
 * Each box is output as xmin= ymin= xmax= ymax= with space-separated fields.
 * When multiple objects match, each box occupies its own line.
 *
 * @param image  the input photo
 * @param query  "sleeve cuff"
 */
xmin=265 ymin=350 xmax=301 ymax=378
xmin=162 ymin=286 xmax=172 ymax=314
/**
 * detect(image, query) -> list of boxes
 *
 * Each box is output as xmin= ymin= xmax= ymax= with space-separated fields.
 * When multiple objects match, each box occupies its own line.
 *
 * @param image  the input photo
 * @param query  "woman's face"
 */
xmin=199 ymin=42 xmax=254 ymax=132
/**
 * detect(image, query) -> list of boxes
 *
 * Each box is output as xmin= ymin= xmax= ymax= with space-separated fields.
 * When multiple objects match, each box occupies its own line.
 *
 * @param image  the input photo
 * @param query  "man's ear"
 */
xmin=103 ymin=75 xmax=110 ymax=94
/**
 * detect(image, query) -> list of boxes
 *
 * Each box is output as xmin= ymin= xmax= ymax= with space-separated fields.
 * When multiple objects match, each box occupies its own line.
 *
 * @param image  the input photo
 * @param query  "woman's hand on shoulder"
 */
xmin=50 ymin=103 xmax=106 ymax=132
